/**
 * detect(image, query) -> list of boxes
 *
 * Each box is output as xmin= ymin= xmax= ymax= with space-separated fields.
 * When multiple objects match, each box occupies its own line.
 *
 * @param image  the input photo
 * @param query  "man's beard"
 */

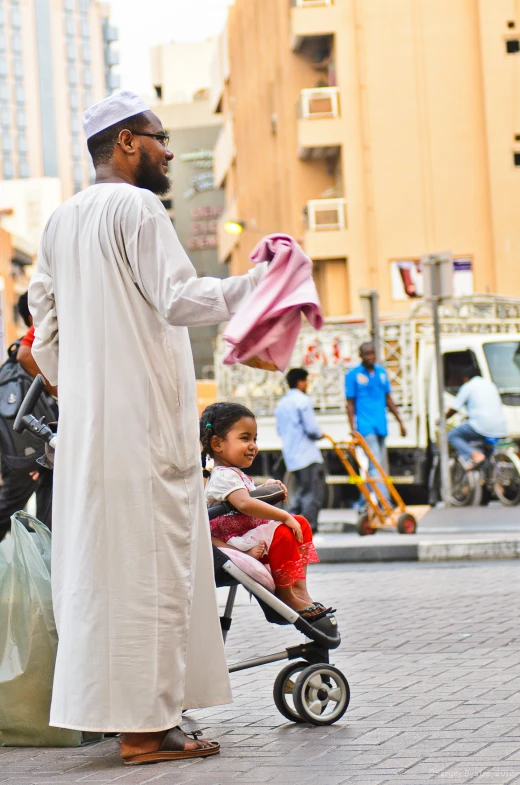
xmin=134 ymin=148 xmax=171 ymax=196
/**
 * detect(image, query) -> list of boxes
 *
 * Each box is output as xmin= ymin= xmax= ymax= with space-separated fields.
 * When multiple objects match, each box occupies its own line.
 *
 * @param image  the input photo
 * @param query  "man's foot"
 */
xmin=120 ymin=727 xmax=219 ymax=765
xmin=471 ymin=450 xmax=486 ymax=466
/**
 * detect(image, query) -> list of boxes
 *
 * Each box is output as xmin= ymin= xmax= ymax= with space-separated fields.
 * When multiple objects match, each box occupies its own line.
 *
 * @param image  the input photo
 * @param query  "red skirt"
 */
xmin=262 ymin=515 xmax=319 ymax=588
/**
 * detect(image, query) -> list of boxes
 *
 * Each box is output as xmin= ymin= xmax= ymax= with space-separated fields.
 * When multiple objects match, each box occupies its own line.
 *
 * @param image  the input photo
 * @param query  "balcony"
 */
xmin=210 ymin=28 xmax=230 ymax=113
xmin=213 ymin=117 xmax=235 ymax=188
xmin=297 ymin=87 xmax=344 ymax=158
xmin=217 ymin=199 xmax=240 ymax=263
xmin=303 ymin=198 xmax=349 ymax=260
xmin=290 ymin=0 xmax=338 ymax=52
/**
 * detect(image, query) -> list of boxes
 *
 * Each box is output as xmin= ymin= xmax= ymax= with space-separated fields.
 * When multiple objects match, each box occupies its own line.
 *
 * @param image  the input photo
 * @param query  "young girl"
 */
xmin=201 ymin=401 xmax=324 ymax=620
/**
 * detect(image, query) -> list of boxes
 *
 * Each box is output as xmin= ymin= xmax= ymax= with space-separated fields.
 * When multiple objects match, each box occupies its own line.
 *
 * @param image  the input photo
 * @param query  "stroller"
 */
xmin=15 ymin=376 xmax=350 ymax=726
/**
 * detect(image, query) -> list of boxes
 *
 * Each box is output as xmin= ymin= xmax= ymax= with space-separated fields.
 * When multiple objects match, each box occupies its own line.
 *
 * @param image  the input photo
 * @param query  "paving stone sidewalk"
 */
xmin=2 ymin=560 xmax=520 ymax=785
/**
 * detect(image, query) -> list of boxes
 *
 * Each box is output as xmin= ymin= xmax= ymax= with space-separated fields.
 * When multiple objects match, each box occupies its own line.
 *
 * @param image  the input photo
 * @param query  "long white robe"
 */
xmin=28 ymin=183 xmax=263 ymax=732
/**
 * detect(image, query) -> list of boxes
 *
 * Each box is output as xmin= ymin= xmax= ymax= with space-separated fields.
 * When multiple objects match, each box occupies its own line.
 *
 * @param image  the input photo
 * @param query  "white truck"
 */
xmin=214 ymin=295 xmax=520 ymax=504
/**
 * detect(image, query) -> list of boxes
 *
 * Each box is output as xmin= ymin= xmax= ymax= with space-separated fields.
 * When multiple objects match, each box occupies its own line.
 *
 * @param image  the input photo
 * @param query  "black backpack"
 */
xmin=0 ymin=341 xmax=58 ymax=469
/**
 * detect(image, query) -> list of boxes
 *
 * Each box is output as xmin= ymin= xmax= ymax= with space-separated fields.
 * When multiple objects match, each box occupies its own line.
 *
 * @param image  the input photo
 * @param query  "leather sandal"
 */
xmin=122 ymin=727 xmax=220 ymax=765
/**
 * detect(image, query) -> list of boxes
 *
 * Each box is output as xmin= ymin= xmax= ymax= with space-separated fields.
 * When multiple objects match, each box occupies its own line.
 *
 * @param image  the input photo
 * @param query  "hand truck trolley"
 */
xmin=324 ymin=433 xmax=417 ymax=536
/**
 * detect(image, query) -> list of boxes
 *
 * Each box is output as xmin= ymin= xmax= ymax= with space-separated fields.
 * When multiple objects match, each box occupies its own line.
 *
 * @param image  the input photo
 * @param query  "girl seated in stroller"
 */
xmin=200 ymin=402 xmax=326 ymax=621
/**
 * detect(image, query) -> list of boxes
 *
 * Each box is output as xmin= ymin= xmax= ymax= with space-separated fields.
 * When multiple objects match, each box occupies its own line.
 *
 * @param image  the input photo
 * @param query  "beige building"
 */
xmin=211 ymin=0 xmax=520 ymax=317
xmin=150 ymin=42 xmax=226 ymax=379
xmin=1 ymin=0 xmax=118 ymax=200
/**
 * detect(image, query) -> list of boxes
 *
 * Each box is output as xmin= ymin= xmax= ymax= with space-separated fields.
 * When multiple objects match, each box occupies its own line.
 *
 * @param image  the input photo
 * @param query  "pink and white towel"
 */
xmin=223 ymin=234 xmax=323 ymax=372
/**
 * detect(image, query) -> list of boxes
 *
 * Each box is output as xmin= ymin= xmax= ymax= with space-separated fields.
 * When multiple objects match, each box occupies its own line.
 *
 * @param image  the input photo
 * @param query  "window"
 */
xmin=72 ymin=138 xmax=82 ymax=158
xmin=16 ymin=108 xmax=26 ymax=128
xmin=0 ymin=56 xmax=8 ymax=76
xmin=0 ymin=79 xmax=9 ymax=100
xmin=19 ymin=158 xmax=29 ymax=177
xmin=65 ymin=16 xmax=75 ymax=36
xmin=14 ymin=83 xmax=24 ymax=102
xmin=68 ymin=65 xmax=78 ymax=85
xmin=66 ymin=40 xmax=76 ymax=61
xmin=2 ymin=132 xmax=12 ymax=152
xmin=70 ymin=113 xmax=81 ymax=133
xmin=443 ymin=350 xmax=479 ymax=396
xmin=64 ymin=0 xmax=76 ymax=10
xmin=13 ymin=56 xmax=23 ymax=78
xmin=514 ymin=152 xmax=520 ymax=167
xmin=69 ymin=88 xmax=79 ymax=109
xmin=74 ymin=163 xmax=83 ymax=184
xmin=484 ymin=341 xmax=520 ymax=393
xmin=3 ymin=157 xmax=13 ymax=179
xmin=12 ymin=33 xmax=22 ymax=53
xmin=506 ymin=38 xmax=520 ymax=54
xmin=17 ymin=132 xmax=27 ymax=153
xmin=80 ymin=19 xmax=89 ymax=38
xmin=1 ymin=107 xmax=10 ymax=128
xmin=10 ymin=8 xmax=21 ymax=28
xmin=84 ymin=88 xmax=92 ymax=108
xmin=0 ymin=32 xmax=7 ymax=51
xmin=508 ymin=20 xmax=516 ymax=29
xmin=82 ymin=42 xmax=91 ymax=62
xmin=83 ymin=66 xmax=92 ymax=86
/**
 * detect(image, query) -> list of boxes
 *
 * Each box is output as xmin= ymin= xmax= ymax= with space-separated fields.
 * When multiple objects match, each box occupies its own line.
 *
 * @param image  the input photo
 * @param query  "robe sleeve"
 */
xmin=126 ymin=201 xmax=267 ymax=327
xmin=28 ymin=239 xmax=59 ymax=386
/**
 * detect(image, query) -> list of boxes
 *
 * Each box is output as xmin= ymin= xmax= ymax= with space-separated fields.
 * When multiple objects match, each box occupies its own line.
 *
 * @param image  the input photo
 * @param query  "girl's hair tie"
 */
xmin=205 ymin=423 xmax=212 ymax=428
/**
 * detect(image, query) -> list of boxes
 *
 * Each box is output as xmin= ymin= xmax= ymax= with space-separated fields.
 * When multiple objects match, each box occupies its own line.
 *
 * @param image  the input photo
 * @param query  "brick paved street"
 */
xmin=2 ymin=560 xmax=520 ymax=784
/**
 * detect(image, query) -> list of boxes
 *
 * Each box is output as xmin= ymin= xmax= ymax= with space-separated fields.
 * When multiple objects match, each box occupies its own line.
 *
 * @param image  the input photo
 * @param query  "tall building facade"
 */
xmin=0 ymin=0 xmax=118 ymax=200
xmin=151 ymin=42 xmax=226 ymax=378
xmin=212 ymin=0 xmax=520 ymax=316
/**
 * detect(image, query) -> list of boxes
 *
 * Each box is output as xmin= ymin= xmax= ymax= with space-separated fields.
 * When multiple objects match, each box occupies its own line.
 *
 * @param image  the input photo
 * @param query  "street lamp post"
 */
xmin=421 ymin=252 xmax=453 ymax=507
xmin=359 ymin=289 xmax=380 ymax=363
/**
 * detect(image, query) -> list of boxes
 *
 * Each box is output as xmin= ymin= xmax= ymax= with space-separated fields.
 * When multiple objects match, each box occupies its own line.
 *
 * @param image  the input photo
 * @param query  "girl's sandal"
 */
xmin=299 ymin=605 xmax=329 ymax=623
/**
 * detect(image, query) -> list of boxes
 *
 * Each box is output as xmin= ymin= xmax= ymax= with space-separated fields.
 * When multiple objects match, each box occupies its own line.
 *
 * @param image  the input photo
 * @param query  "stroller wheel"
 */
xmin=273 ymin=661 xmax=308 ymax=723
xmin=293 ymin=663 xmax=350 ymax=725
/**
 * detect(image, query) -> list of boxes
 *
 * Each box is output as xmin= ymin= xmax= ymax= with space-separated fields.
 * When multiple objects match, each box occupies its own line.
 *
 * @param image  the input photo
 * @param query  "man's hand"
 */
xmin=400 ymin=423 xmax=407 ymax=438
xmin=282 ymin=514 xmax=303 ymax=543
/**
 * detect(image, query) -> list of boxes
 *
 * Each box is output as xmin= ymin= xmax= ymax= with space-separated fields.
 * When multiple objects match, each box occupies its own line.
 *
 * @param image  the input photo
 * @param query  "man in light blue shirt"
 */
xmin=446 ymin=365 xmax=507 ymax=468
xmin=275 ymin=368 xmax=325 ymax=533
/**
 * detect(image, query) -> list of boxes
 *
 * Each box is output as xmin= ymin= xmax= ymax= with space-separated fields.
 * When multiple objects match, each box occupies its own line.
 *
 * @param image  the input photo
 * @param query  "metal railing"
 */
xmin=307 ymin=198 xmax=347 ymax=231
xmin=299 ymin=86 xmax=340 ymax=119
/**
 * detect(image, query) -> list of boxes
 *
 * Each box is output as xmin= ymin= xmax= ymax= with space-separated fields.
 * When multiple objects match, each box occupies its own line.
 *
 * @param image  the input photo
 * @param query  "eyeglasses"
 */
xmin=133 ymin=132 xmax=170 ymax=147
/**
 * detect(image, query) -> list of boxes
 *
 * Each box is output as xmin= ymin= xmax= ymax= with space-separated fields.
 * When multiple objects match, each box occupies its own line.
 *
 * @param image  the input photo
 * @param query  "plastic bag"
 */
xmin=0 ymin=512 xmax=101 ymax=746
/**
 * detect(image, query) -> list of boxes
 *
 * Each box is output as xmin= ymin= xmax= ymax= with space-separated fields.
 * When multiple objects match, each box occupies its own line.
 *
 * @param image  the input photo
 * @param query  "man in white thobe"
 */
xmin=29 ymin=91 xmax=264 ymax=765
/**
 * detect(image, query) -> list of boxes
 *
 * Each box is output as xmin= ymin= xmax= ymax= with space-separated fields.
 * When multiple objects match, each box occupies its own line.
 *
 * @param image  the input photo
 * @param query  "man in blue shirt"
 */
xmin=275 ymin=368 xmax=325 ymax=533
xmin=346 ymin=343 xmax=406 ymax=508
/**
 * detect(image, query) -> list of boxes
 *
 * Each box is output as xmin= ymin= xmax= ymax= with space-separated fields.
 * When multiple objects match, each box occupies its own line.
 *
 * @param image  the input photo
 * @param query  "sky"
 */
xmin=108 ymin=0 xmax=233 ymax=97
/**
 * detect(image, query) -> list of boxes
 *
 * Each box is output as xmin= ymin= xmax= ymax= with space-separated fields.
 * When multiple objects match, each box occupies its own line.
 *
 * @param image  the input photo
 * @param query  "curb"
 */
xmin=316 ymin=538 xmax=520 ymax=563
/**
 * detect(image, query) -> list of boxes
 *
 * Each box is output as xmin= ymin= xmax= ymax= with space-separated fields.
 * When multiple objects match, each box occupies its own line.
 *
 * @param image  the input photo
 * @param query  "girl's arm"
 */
xmin=226 ymin=488 xmax=303 ymax=542
xmin=212 ymin=536 xmax=241 ymax=551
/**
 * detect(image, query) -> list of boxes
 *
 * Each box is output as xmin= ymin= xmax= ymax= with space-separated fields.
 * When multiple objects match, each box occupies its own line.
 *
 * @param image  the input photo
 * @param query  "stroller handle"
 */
xmin=13 ymin=374 xmax=55 ymax=446
xmin=208 ymin=485 xmax=285 ymax=520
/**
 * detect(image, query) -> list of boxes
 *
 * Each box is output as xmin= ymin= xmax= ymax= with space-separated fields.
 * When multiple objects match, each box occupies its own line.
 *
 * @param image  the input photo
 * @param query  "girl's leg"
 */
xmin=268 ymin=525 xmax=313 ymax=611
xmin=290 ymin=516 xmax=316 ymax=604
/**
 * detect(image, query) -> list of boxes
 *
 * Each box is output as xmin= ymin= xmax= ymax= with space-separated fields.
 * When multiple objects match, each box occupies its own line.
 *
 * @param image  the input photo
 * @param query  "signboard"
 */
xmin=390 ymin=256 xmax=473 ymax=301
xmin=187 ymin=205 xmax=223 ymax=251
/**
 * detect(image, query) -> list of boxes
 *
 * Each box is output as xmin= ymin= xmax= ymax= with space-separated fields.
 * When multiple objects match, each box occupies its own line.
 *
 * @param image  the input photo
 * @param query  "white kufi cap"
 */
xmin=83 ymin=90 xmax=150 ymax=140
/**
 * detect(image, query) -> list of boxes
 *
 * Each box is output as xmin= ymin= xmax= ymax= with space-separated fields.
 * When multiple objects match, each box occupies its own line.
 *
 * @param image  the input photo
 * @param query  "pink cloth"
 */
xmin=219 ymin=547 xmax=276 ymax=592
xmin=223 ymin=234 xmax=323 ymax=372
